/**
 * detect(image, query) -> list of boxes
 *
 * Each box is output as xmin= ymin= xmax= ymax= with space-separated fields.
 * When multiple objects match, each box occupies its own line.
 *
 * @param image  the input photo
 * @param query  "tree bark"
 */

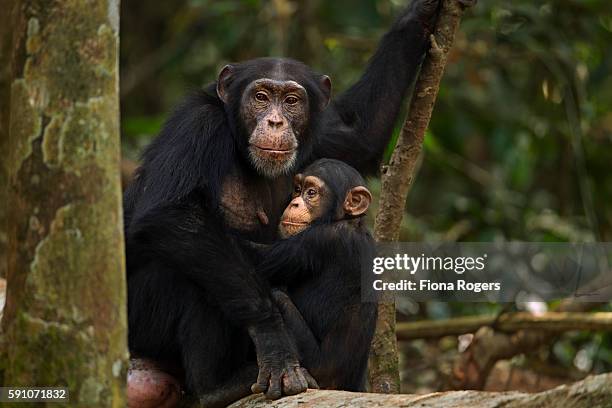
xmin=228 ymin=373 xmax=612 ymax=408
xmin=369 ymin=0 xmax=474 ymax=393
xmin=0 ymin=0 xmax=17 ymax=280
xmin=3 ymin=0 xmax=127 ymax=405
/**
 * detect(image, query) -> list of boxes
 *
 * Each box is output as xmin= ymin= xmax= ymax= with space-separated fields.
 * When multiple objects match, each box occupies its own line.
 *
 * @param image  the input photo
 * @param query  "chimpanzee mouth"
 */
xmin=281 ymin=220 xmax=309 ymax=226
xmin=251 ymin=145 xmax=296 ymax=154
xmin=249 ymin=144 xmax=298 ymax=178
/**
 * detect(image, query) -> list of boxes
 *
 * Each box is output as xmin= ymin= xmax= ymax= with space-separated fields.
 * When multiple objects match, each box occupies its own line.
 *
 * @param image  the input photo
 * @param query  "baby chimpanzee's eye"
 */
xmin=294 ymin=185 xmax=302 ymax=194
xmin=285 ymin=95 xmax=299 ymax=105
xmin=306 ymin=188 xmax=317 ymax=197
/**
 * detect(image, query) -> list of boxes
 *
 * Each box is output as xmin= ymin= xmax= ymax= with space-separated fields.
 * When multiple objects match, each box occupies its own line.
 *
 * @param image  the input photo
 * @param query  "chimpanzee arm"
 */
xmin=313 ymin=0 xmax=440 ymax=175
xmin=271 ymin=290 xmax=321 ymax=366
xmin=126 ymin=198 xmax=313 ymax=399
xmin=254 ymin=223 xmax=349 ymax=285
xmin=127 ymin=198 xmax=276 ymax=326
xmin=273 ymin=289 xmax=377 ymax=391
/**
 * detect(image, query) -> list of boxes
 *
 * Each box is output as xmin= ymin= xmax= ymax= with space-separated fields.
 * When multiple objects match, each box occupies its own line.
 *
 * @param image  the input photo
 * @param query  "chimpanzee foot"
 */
xmin=127 ymin=359 xmax=181 ymax=408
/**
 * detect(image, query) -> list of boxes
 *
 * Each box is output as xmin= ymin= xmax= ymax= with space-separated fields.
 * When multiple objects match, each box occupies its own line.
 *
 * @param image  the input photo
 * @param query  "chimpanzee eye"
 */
xmin=285 ymin=95 xmax=299 ymax=105
xmin=294 ymin=185 xmax=302 ymax=194
xmin=306 ymin=188 xmax=317 ymax=197
xmin=255 ymin=92 xmax=268 ymax=102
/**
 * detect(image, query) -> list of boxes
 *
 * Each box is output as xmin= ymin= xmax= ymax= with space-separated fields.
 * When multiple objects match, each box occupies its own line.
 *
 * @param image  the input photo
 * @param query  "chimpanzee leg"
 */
xmin=270 ymin=290 xmax=321 ymax=368
xmin=128 ymin=264 xmax=254 ymax=406
xmin=176 ymin=288 xmax=253 ymax=399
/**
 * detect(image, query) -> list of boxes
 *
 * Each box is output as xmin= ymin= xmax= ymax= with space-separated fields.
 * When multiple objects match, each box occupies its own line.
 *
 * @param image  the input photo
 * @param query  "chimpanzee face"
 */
xmin=216 ymin=59 xmax=331 ymax=179
xmin=279 ymin=174 xmax=329 ymax=237
xmin=239 ymin=78 xmax=309 ymax=178
xmin=278 ymin=168 xmax=372 ymax=238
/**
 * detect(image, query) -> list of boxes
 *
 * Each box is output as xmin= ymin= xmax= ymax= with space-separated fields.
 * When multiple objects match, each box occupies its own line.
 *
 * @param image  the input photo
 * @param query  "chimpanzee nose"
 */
xmin=268 ymin=118 xmax=284 ymax=129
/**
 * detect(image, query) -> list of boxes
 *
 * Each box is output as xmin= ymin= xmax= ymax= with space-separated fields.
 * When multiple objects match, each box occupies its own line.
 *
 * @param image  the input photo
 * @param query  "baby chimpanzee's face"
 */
xmin=278 ymin=167 xmax=372 ymax=238
xmin=279 ymin=174 xmax=329 ymax=238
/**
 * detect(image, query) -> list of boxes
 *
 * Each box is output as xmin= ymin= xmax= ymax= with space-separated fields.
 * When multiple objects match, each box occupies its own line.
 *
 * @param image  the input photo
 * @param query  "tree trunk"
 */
xmin=3 ymin=0 xmax=127 ymax=406
xmin=0 ymin=0 xmax=17 ymax=280
xmin=228 ymin=373 xmax=612 ymax=408
xmin=368 ymin=0 xmax=474 ymax=393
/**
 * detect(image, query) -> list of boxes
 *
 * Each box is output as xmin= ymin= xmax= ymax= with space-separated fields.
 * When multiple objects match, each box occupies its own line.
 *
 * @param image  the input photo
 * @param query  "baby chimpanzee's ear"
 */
xmin=343 ymin=186 xmax=372 ymax=216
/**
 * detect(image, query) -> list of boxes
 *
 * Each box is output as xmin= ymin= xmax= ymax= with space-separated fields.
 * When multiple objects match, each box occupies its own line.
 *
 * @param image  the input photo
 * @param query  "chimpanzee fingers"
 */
xmin=415 ymin=0 xmax=440 ymax=16
xmin=300 ymin=368 xmax=319 ymax=389
xmin=251 ymin=369 xmax=270 ymax=394
xmin=399 ymin=0 xmax=440 ymax=27
xmin=264 ymin=370 xmax=283 ymax=400
xmin=280 ymin=367 xmax=308 ymax=396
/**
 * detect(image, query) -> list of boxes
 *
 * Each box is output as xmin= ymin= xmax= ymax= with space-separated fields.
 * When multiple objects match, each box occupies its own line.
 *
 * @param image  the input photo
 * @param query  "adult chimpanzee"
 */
xmin=124 ymin=0 xmax=441 ymax=406
xmin=255 ymin=159 xmax=378 ymax=391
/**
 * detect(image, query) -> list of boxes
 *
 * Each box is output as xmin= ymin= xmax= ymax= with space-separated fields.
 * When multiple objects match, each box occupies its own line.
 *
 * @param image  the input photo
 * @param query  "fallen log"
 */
xmin=227 ymin=373 xmax=612 ymax=408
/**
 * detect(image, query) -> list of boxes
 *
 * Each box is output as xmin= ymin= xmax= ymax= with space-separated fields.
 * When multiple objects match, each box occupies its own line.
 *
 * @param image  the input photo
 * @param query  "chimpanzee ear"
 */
xmin=344 ymin=186 xmax=372 ymax=216
xmin=318 ymin=75 xmax=332 ymax=110
xmin=216 ymin=64 xmax=234 ymax=104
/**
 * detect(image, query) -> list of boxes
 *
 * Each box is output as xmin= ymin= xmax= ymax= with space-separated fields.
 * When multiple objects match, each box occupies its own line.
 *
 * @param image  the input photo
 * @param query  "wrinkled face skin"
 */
xmin=240 ymin=79 xmax=310 ymax=178
xmin=279 ymin=173 xmax=373 ymax=238
xmin=279 ymin=174 xmax=328 ymax=238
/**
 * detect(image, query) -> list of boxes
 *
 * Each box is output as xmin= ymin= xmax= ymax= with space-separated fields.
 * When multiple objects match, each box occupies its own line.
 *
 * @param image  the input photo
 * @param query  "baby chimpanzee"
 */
xmin=252 ymin=158 xmax=378 ymax=391
xmin=127 ymin=158 xmax=377 ymax=407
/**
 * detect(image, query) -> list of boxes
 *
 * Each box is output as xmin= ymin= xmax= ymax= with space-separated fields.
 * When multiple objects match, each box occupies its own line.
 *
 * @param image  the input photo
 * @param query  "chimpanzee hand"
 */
xmin=248 ymin=317 xmax=318 ymax=400
xmin=400 ymin=0 xmax=441 ymax=29
xmin=409 ymin=0 xmax=477 ymax=23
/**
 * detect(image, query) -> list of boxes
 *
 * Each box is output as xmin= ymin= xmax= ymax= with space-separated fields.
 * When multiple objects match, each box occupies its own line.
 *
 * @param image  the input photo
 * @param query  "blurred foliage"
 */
xmin=119 ymin=0 xmax=612 ymax=393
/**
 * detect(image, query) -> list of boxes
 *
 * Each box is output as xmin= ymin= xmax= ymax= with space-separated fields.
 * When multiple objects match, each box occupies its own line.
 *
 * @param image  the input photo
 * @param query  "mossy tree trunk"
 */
xmin=3 ymin=0 xmax=127 ymax=406
xmin=0 ymin=0 xmax=17 ymax=280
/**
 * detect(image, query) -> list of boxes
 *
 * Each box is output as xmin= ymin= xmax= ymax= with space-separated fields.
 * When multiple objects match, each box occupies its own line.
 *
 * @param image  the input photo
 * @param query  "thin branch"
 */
xmin=368 ymin=0 xmax=475 ymax=394
xmin=397 ymin=312 xmax=612 ymax=341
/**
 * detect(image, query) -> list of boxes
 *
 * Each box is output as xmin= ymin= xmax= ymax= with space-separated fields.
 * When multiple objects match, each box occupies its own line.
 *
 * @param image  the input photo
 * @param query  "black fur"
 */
xmin=125 ymin=0 xmax=438 ymax=404
xmin=255 ymin=159 xmax=378 ymax=391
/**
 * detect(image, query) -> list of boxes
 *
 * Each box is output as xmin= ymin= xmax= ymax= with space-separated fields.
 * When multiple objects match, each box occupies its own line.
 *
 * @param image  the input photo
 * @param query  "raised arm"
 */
xmin=313 ymin=0 xmax=440 ymax=175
